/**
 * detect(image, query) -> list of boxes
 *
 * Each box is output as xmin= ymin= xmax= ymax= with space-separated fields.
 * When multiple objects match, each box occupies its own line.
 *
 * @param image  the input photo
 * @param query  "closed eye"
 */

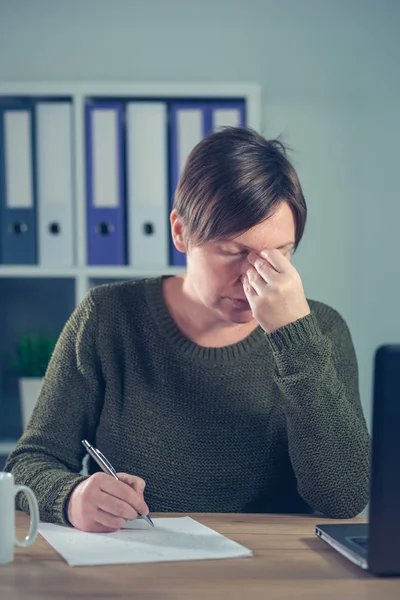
xmin=221 ymin=250 xmax=248 ymax=257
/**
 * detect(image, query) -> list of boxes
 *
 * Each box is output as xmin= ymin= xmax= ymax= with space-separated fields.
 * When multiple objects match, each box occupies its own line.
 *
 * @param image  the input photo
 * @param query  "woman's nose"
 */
xmin=238 ymin=254 xmax=252 ymax=278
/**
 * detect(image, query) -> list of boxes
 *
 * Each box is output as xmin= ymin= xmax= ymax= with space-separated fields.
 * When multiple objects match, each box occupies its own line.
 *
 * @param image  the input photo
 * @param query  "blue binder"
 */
xmin=0 ymin=104 xmax=37 ymax=265
xmin=85 ymin=102 xmax=126 ymax=265
xmin=169 ymin=101 xmax=245 ymax=267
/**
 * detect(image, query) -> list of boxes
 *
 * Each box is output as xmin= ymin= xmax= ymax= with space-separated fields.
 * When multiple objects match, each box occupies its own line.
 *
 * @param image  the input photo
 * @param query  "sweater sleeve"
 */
xmin=4 ymin=290 xmax=103 ymax=525
xmin=265 ymin=306 xmax=370 ymax=519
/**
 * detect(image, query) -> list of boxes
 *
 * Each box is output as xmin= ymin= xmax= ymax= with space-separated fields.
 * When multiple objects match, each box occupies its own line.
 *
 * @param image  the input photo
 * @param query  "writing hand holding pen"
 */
xmin=66 ymin=440 xmax=154 ymax=533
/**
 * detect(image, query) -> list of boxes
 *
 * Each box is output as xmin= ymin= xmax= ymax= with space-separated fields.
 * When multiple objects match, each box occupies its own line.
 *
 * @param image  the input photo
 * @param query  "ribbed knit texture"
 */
xmin=5 ymin=276 xmax=370 ymax=524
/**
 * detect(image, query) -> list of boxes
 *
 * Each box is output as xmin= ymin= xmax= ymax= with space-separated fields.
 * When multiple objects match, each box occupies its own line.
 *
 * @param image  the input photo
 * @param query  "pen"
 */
xmin=82 ymin=439 xmax=154 ymax=527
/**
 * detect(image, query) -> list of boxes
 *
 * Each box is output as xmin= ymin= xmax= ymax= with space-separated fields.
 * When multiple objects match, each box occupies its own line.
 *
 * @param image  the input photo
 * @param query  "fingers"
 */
xmin=259 ymin=248 xmax=290 ymax=273
xmin=242 ymin=274 xmax=257 ymax=299
xmin=93 ymin=508 xmax=127 ymax=531
xmin=115 ymin=473 xmax=148 ymax=513
xmin=95 ymin=472 xmax=149 ymax=516
xmin=117 ymin=473 xmax=146 ymax=496
xmin=245 ymin=267 xmax=268 ymax=296
xmin=67 ymin=472 xmax=150 ymax=533
xmin=248 ymin=253 xmax=279 ymax=282
xmin=97 ymin=489 xmax=138 ymax=521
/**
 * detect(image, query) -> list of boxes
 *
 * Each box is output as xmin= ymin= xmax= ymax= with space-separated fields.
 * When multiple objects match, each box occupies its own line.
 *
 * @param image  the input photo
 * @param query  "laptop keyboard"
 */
xmin=350 ymin=536 xmax=368 ymax=550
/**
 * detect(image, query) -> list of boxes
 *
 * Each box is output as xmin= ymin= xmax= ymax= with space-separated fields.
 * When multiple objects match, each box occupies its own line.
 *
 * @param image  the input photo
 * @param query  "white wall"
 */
xmin=0 ymin=0 xmax=399 ymax=424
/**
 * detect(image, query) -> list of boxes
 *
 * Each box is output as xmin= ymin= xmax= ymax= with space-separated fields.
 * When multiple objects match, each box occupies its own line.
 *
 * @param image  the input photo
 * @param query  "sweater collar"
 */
xmin=144 ymin=276 xmax=266 ymax=362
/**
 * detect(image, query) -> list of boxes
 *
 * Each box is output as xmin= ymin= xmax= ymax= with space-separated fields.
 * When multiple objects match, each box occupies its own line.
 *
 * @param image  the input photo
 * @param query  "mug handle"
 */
xmin=14 ymin=485 xmax=39 ymax=548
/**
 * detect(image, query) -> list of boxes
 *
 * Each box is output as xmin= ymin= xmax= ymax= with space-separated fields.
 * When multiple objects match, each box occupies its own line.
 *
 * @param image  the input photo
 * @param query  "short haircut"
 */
xmin=173 ymin=126 xmax=307 ymax=251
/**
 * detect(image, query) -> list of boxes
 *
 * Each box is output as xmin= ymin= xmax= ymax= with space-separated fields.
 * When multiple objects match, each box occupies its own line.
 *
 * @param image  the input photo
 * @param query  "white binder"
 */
xmin=175 ymin=108 xmax=204 ymax=176
xmin=212 ymin=108 xmax=242 ymax=131
xmin=126 ymin=102 xmax=169 ymax=268
xmin=36 ymin=102 xmax=74 ymax=266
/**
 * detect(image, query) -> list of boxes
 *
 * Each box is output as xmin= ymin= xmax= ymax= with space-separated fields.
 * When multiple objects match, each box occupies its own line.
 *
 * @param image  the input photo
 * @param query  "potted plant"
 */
xmin=8 ymin=332 xmax=57 ymax=429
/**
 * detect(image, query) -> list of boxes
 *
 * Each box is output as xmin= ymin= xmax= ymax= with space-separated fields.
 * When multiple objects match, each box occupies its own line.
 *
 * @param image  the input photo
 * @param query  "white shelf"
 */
xmin=0 ymin=441 xmax=17 ymax=455
xmin=0 ymin=266 xmax=78 ymax=278
xmin=0 ymin=81 xmax=260 ymax=293
xmin=85 ymin=266 xmax=186 ymax=278
xmin=0 ymin=266 xmax=185 ymax=278
xmin=0 ymin=82 xmax=261 ymax=126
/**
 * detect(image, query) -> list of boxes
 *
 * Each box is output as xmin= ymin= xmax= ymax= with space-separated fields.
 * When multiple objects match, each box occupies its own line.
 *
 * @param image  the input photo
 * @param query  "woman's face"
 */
xmin=173 ymin=202 xmax=296 ymax=325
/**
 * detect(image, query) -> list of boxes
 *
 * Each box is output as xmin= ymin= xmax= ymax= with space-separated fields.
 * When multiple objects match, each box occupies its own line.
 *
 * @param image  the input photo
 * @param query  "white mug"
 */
xmin=0 ymin=472 xmax=39 ymax=565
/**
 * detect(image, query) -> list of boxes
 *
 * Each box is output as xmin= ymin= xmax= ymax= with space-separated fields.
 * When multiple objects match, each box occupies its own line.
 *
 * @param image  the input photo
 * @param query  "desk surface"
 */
xmin=2 ymin=511 xmax=398 ymax=599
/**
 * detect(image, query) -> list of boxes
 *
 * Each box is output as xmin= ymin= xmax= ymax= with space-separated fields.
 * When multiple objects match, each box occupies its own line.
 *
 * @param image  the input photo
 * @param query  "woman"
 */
xmin=6 ymin=127 xmax=370 ymax=532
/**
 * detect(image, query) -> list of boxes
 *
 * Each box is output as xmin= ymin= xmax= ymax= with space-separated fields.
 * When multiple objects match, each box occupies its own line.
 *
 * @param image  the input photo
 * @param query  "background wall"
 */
xmin=0 ymin=0 xmax=399 ymax=424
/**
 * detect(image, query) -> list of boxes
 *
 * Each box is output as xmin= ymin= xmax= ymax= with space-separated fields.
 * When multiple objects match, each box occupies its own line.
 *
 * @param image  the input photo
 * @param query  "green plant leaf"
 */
xmin=6 ymin=332 xmax=58 ymax=378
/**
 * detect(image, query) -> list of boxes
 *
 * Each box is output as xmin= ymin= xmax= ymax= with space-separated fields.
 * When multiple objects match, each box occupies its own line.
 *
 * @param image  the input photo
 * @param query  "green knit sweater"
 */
xmin=5 ymin=277 xmax=370 ymax=524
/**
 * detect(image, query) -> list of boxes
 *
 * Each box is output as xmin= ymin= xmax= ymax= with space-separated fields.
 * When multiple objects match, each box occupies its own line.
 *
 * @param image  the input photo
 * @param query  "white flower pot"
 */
xmin=19 ymin=377 xmax=44 ymax=430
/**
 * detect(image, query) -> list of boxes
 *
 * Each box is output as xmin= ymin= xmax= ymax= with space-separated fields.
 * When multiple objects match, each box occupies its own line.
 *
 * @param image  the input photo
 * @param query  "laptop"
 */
xmin=316 ymin=344 xmax=400 ymax=576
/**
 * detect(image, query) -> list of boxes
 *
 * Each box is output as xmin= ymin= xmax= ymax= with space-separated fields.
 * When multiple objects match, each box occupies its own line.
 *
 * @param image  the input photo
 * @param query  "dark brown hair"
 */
xmin=173 ymin=126 xmax=307 ymax=251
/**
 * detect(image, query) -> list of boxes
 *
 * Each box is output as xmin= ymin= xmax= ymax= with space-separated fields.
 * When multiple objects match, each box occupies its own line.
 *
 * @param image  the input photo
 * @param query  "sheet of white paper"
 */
xmin=38 ymin=517 xmax=253 ymax=567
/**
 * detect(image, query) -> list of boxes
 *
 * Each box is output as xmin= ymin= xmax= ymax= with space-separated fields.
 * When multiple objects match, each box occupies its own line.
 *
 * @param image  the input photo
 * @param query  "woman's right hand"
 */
xmin=67 ymin=472 xmax=150 ymax=532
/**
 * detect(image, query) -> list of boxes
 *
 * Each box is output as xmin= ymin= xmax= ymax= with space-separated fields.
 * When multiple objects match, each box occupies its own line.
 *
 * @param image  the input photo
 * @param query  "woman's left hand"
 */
xmin=243 ymin=249 xmax=311 ymax=334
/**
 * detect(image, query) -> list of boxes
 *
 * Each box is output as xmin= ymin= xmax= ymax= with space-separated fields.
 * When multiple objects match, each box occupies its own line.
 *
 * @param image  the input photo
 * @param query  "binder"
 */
xmin=169 ymin=101 xmax=245 ymax=266
xmin=85 ymin=102 xmax=126 ymax=265
xmin=36 ymin=102 xmax=74 ymax=267
xmin=169 ymin=103 xmax=204 ymax=267
xmin=0 ymin=105 xmax=37 ymax=264
xmin=126 ymin=102 xmax=169 ymax=268
xmin=211 ymin=103 xmax=245 ymax=132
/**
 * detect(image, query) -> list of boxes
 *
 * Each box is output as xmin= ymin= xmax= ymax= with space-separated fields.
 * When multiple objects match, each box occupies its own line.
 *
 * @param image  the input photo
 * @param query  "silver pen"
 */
xmin=82 ymin=439 xmax=154 ymax=527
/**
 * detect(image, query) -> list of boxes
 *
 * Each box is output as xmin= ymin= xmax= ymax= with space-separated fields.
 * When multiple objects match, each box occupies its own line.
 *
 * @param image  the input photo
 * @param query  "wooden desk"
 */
xmin=1 ymin=511 xmax=398 ymax=599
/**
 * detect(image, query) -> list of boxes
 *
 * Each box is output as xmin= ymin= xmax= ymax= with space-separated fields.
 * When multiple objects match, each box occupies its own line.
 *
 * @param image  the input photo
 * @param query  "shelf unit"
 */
xmin=0 ymin=81 xmax=260 ymax=301
xmin=0 ymin=81 xmax=261 ymax=454
xmin=0 ymin=441 xmax=17 ymax=455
